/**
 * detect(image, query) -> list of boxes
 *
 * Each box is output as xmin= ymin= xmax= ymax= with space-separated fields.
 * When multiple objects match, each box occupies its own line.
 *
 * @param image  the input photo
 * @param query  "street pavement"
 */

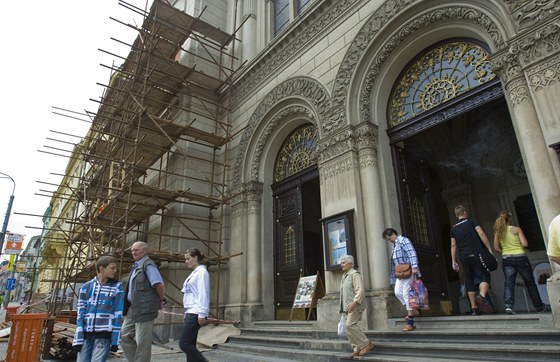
xmin=105 ymin=340 xmax=294 ymax=362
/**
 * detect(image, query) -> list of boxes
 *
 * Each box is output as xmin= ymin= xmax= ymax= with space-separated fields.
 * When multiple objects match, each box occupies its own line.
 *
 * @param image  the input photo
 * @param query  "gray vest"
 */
xmin=127 ymin=257 xmax=160 ymax=322
xmin=339 ymin=268 xmax=364 ymax=313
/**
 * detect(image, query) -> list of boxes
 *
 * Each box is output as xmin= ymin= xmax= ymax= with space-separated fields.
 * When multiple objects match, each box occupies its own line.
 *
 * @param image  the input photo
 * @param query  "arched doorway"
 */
xmin=271 ymin=124 xmax=324 ymax=320
xmin=386 ymin=39 xmax=544 ymax=314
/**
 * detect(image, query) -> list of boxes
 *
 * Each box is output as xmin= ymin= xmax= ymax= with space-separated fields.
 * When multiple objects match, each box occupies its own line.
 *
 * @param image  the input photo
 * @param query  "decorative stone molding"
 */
xmin=231 ymin=200 xmax=248 ymax=219
xmin=357 ymin=6 xmax=504 ymax=124
xmin=505 ymin=0 xmax=560 ymax=30
xmin=319 ymin=152 xmax=359 ymax=184
xmin=316 ymin=129 xmax=354 ymax=164
xmin=490 ymin=52 xmax=523 ymax=80
xmin=504 ymin=77 xmax=531 ymax=107
xmin=230 ymin=185 xmax=247 ymax=206
xmin=527 ymin=56 xmax=560 ymax=91
xmin=513 ymin=22 xmax=560 ymax=66
xmin=354 ymin=123 xmax=378 ymax=151
xmin=250 ymin=106 xmax=314 ymax=182
xmin=246 ymin=181 xmax=264 ymax=202
xmin=358 ymin=148 xmax=377 ymax=168
xmin=355 ymin=124 xmax=378 ymax=168
xmin=233 ymin=77 xmax=329 ymax=186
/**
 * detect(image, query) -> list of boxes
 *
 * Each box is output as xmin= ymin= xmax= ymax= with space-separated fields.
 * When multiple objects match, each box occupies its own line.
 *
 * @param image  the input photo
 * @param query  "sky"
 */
xmin=0 ymin=1 xmax=151 ymax=253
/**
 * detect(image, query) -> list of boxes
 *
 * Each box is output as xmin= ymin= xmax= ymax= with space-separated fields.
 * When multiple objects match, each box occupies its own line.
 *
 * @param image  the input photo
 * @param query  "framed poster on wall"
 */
xmin=322 ymin=210 xmax=356 ymax=270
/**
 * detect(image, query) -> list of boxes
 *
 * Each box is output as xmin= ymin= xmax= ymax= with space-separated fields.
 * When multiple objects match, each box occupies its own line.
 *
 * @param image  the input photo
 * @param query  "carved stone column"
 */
xmin=355 ymin=123 xmax=389 ymax=290
xmin=355 ymin=123 xmax=394 ymax=330
xmin=224 ymin=182 xmax=265 ymax=324
xmin=246 ymin=181 xmax=263 ymax=303
xmin=224 ymin=185 xmax=247 ymax=323
xmin=491 ymin=10 xmax=560 ymax=325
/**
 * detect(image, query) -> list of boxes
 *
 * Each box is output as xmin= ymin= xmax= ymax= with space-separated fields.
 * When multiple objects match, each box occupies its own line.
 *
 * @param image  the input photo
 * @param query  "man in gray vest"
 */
xmin=121 ymin=241 xmax=166 ymax=362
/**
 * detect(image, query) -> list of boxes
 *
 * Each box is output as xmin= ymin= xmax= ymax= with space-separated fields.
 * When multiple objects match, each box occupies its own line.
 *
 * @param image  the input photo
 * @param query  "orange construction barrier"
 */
xmin=6 ymin=313 xmax=49 ymax=362
xmin=5 ymin=306 xmax=19 ymax=321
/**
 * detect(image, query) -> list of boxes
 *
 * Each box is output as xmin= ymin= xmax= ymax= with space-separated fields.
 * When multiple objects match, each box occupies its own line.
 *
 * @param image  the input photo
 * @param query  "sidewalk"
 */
xmin=103 ymin=340 xmax=293 ymax=362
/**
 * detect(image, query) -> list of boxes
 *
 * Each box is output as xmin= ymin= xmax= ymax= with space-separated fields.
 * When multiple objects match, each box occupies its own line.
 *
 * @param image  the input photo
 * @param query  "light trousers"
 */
xmin=345 ymin=309 xmax=370 ymax=352
xmin=120 ymin=315 xmax=154 ymax=362
xmin=394 ymin=275 xmax=414 ymax=311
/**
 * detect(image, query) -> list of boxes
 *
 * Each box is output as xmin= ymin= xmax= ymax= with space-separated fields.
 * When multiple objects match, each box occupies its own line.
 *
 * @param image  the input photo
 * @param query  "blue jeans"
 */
xmin=77 ymin=337 xmax=111 ymax=362
xmin=179 ymin=313 xmax=207 ymax=362
xmin=502 ymin=255 xmax=544 ymax=309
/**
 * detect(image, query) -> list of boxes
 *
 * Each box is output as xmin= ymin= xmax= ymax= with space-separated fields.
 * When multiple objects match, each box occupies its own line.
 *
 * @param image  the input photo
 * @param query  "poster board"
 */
xmin=289 ymin=272 xmax=325 ymax=321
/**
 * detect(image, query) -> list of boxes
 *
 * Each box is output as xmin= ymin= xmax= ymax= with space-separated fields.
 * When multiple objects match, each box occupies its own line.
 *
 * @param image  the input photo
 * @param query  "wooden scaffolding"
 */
xmin=35 ymin=0 xmax=243 ymax=321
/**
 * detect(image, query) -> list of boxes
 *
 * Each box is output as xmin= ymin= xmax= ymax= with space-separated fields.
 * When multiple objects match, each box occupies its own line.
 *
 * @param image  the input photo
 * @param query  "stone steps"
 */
xmin=214 ymin=314 xmax=560 ymax=361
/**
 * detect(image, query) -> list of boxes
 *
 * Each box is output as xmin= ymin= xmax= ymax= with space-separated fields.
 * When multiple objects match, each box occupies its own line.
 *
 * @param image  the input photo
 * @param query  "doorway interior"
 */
xmin=392 ymin=97 xmax=544 ymax=315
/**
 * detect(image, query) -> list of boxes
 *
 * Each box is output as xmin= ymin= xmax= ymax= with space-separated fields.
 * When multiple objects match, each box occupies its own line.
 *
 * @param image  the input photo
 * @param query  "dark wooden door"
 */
xmin=274 ymin=187 xmax=304 ymax=311
xmin=394 ymin=146 xmax=449 ymax=300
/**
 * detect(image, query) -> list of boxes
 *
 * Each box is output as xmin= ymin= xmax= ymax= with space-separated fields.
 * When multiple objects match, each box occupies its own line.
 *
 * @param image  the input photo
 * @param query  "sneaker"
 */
xmin=505 ymin=307 xmax=515 ymax=315
xmin=471 ymin=308 xmax=480 ymax=316
xmin=536 ymin=305 xmax=550 ymax=313
xmin=475 ymin=294 xmax=494 ymax=314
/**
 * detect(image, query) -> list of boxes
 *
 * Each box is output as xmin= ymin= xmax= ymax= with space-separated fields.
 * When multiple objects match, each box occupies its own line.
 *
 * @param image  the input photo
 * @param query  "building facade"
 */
xmin=41 ymin=0 xmax=560 ymax=335
xmin=222 ymin=0 xmax=560 ymax=329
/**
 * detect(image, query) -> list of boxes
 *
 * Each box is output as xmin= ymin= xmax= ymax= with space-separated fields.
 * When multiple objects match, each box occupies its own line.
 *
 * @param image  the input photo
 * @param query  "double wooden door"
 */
xmin=272 ymin=170 xmax=322 ymax=318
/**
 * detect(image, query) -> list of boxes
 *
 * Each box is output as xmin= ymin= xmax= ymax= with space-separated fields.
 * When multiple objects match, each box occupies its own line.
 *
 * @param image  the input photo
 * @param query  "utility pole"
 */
xmin=0 ymin=172 xmax=15 ymax=254
xmin=0 ymin=172 xmax=15 ymax=308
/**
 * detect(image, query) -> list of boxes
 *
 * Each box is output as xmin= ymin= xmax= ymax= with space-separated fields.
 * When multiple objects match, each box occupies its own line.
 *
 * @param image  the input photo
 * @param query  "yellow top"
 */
xmin=500 ymin=226 xmax=525 ymax=255
xmin=548 ymin=214 xmax=560 ymax=258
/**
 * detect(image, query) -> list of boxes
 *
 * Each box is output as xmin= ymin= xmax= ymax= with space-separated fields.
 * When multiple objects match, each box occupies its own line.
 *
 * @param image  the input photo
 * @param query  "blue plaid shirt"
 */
xmin=389 ymin=235 xmax=421 ymax=285
xmin=73 ymin=277 xmax=124 ymax=347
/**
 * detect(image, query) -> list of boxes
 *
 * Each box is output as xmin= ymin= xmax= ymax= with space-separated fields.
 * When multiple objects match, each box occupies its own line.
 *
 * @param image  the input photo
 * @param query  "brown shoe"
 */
xmin=358 ymin=342 xmax=375 ymax=356
xmin=402 ymin=324 xmax=416 ymax=332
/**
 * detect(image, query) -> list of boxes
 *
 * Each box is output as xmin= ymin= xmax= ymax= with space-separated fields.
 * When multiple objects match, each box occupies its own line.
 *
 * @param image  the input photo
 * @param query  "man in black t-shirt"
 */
xmin=450 ymin=205 xmax=494 ymax=315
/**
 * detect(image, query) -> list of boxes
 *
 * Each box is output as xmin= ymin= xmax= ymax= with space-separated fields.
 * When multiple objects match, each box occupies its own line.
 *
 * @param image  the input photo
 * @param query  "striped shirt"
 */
xmin=73 ymin=277 xmax=124 ymax=347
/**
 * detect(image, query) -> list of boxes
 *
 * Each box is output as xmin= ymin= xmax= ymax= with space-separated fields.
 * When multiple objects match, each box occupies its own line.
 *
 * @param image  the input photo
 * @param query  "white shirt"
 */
xmin=182 ymin=265 xmax=210 ymax=318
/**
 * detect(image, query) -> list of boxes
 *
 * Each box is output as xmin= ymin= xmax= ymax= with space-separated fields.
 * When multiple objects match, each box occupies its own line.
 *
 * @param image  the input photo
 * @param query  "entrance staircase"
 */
xmin=216 ymin=314 xmax=560 ymax=361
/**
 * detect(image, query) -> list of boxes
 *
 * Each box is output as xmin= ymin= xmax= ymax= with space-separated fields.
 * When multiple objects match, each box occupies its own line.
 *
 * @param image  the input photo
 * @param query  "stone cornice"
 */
xmin=231 ymin=0 xmax=366 ymax=107
xmin=491 ymin=17 xmax=560 ymax=79
xmin=504 ymin=0 xmax=560 ymax=30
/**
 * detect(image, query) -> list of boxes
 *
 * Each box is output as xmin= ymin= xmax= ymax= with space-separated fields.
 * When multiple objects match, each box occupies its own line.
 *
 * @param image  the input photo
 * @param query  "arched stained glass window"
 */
xmin=389 ymin=41 xmax=496 ymax=127
xmin=274 ymin=124 xmax=318 ymax=182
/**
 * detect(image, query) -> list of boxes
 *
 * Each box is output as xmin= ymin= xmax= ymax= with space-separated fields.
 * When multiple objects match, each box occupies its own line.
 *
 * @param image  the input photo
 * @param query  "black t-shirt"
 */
xmin=451 ymin=218 xmax=480 ymax=259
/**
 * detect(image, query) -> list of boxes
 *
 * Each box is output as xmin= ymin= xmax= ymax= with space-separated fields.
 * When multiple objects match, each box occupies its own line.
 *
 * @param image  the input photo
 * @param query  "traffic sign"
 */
xmin=6 ymin=278 xmax=16 ymax=291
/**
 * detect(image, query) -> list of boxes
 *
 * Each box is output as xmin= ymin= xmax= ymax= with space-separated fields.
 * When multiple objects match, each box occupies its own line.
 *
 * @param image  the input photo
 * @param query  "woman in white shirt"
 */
xmin=179 ymin=248 xmax=210 ymax=362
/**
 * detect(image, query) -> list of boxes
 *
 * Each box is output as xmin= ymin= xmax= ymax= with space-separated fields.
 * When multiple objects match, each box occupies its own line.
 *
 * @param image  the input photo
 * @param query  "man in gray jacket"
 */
xmin=121 ymin=241 xmax=166 ymax=362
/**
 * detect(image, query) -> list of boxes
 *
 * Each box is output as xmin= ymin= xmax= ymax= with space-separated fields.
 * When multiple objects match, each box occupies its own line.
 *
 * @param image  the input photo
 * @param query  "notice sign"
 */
xmin=5 ymin=233 xmax=24 ymax=255
xmin=293 ymin=275 xmax=318 ymax=308
xmin=16 ymin=261 xmax=26 ymax=273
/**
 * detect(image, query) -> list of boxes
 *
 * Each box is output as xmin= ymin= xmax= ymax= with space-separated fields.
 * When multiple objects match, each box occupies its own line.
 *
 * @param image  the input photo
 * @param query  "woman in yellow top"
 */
xmin=493 ymin=211 xmax=546 ymax=314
